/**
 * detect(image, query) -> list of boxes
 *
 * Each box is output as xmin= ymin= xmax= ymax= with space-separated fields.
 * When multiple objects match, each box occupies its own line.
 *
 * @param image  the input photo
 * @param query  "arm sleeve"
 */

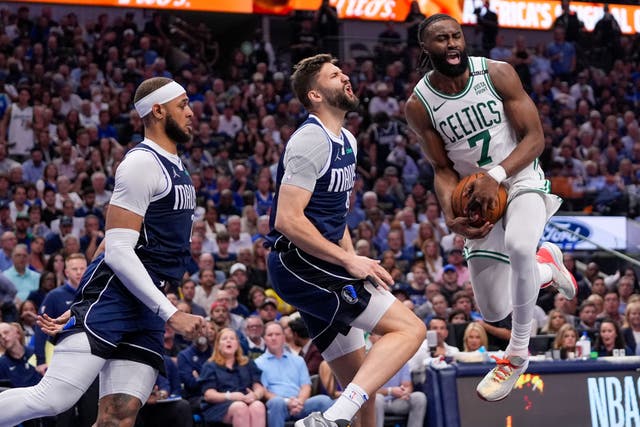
xmin=105 ymin=228 xmax=177 ymax=321
xmin=104 ymin=150 xmax=177 ymax=321
xmin=281 ymin=126 xmax=331 ymax=192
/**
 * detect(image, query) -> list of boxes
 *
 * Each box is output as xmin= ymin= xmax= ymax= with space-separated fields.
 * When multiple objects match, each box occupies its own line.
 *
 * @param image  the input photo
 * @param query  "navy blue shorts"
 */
xmin=268 ymin=249 xmax=375 ymax=352
xmin=61 ymin=255 xmax=165 ymax=373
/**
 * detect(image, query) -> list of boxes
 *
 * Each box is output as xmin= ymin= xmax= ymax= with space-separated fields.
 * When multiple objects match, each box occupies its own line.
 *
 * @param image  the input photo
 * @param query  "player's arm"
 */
xmin=105 ymin=151 xmax=203 ymax=338
xmin=470 ymin=60 xmax=545 ymax=215
xmin=405 ymin=94 xmax=491 ymax=240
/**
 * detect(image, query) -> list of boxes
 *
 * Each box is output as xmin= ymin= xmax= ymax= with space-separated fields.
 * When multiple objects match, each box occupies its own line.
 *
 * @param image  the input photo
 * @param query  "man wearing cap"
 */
xmin=259 ymin=298 xmax=281 ymax=324
xmin=0 ymin=77 xmax=206 ymax=427
xmin=368 ymin=82 xmax=400 ymax=118
xmin=441 ymin=248 xmax=469 ymax=287
xmin=44 ymin=215 xmax=75 ymax=255
xmin=13 ymin=211 xmax=33 ymax=247
xmin=438 ymin=264 xmax=460 ymax=305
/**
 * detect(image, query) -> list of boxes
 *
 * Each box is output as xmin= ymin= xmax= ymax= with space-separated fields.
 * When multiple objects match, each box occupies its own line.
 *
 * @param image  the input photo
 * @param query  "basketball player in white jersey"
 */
xmin=405 ymin=15 xmax=577 ymax=402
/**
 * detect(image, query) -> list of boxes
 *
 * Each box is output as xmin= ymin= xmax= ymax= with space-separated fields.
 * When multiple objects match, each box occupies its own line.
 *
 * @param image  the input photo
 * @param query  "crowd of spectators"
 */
xmin=0 ymin=2 xmax=639 ymax=426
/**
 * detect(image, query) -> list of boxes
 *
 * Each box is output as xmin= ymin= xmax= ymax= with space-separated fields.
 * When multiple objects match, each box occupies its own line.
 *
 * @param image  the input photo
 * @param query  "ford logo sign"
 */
xmin=542 ymin=219 xmax=591 ymax=249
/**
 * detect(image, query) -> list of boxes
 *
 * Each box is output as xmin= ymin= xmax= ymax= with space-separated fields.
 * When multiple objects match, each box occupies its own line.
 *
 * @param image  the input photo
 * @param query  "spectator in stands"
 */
xmin=244 ymin=315 xmax=266 ymax=360
xmin=255 ymin=321 xmax=332 ymax=427
xmin=541 ymin=309 xmax=567 ymax=335
xmin=594 ymin=318 xmax=632 ymax=356
xmin=0 ymin=322 xmax=43 ymax=390
xmin=599 ymin=290 xmax=623 ymax=326
xmin=4 ymin=244 xmax=39 ymax=304
xmin=474 ymin=0 xmax=498 ymax=56
xmin=21 ymin=147 xmax=45 ymax=185
xmin=622 ymin=301 xmax=640 ymax=355
xmin=546 ymin=27 xmax=576 ymax=81
xmin=193 ymin=268 xmax=219 ymax=312
xmin=177 ymin=321 xmax=216 ymax=413
xmin=552 ymin=323 xmax=578 ymax=358
xmin=552 ymin=0 xmax=583 ymax=43
xmin=0 ymin=87 xmax=35 ymax=160
xmin=287 ymin=317 xmax=322 ymax=376
xmin=576 ymin=300 xmax=599 ymax=339
xmin=78 ymin=214 xmax=103 ymax=260
xmin=181 ymin=279 xmax=207 ymax=317
xmin=463 ymin=322 xmax=489 ymax=352
xmin=221 ymin=279 xmax=249 ymax=318
xmin=371 ymin=331 xmax=426 ymax=427
xmin=369 ymin=82 xmax=400 ymax=118
xmin=199 ymin=327 xmax=265 ymax=427
xmin=617 ymin=276 xmax=633 ymax=314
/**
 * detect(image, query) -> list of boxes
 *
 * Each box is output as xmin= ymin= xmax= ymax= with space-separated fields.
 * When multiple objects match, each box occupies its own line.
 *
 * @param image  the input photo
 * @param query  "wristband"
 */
xmin=284 ymin=398 xmax=290 ymax=405
xmin=387 ymin=387 xmax=392 ymax=397
xmin=226 ymin=391 xmax=231 ymax=401
xmin=487 ymin=165 xmax=507 ymax=184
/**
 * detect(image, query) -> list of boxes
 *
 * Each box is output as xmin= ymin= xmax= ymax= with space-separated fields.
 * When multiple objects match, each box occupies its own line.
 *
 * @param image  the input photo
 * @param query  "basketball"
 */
xmin=451 ymin=173 xmax=508 ymax=227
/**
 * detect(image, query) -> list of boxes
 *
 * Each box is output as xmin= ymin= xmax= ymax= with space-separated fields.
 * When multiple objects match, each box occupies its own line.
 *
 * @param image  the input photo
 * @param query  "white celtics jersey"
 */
xmin=413 ymin=56 xmax=546 ymax=191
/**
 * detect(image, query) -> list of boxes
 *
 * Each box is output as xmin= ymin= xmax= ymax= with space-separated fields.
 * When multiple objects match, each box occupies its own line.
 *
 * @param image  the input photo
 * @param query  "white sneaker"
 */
xmin=294 ymin=412 xmax=350 ymax=427
xmin=537 ymin=242 xmax=577 ymax=300
xmin=476 ymin=355 xmax=529 ymax=402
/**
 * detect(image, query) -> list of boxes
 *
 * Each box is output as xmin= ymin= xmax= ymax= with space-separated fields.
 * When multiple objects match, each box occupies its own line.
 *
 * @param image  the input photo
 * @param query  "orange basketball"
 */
xmin=451 ymin=173 xmax=508 ymax=227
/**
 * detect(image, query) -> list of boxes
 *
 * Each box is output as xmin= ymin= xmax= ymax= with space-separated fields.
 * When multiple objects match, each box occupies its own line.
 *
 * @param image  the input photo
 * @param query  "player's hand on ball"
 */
xmin=168 ymin=311 xmax=207 ymax=340
xmin=446 ymin=216 xmax=493 ymax=240
xmin=466 ymin=173 xmax=500 ymax=219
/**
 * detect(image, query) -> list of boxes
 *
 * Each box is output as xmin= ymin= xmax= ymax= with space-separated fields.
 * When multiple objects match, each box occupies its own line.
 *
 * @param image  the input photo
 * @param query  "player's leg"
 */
xmin=503 ymin=192 xmax=548 ymax=358
xmin=0 ymin=333 xmax=105 ymax=427
xmin=95 ymin=360 xmax=158 ymax=427
xmin=476 ymin=192 xmax=547 ymax=401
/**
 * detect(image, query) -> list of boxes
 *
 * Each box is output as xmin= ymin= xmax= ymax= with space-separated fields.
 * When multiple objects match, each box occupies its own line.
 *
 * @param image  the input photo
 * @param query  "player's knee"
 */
xmin=504 ymin=236 xmax=536 ymax=262
xmin=408 ymin=315 xmax=427 ymax=343
xmin=96 ymin=393 xmax=141 ymax=427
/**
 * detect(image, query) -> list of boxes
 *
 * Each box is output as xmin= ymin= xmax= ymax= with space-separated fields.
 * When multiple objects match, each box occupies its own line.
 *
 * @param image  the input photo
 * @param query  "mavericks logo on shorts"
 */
xmin=341 ymin=285 xmax=358 ymax=304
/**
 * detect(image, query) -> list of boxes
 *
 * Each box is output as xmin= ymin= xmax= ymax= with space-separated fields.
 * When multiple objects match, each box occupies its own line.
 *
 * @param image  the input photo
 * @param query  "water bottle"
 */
xmin=577 ymin=332 xmax=591 ymax=360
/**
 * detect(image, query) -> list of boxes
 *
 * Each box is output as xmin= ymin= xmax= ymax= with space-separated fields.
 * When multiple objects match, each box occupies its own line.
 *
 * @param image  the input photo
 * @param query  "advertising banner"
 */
xmin=462 ymin=0 xmax=640 ymax=34
xmin=5 ymin=0 xmax=640 ymax=29
xmin=542 ymin=216 xmax=627 ymax=251
xmin=457 ymin=369 xmax=640 ymax=427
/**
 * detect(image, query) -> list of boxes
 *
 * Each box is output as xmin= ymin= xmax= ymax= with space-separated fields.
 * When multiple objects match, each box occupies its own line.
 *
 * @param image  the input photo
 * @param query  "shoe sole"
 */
xmin=476 ymin=360 xmax=529 ymax=402
xmin=541 ymin=242 xmax=577 ymax=299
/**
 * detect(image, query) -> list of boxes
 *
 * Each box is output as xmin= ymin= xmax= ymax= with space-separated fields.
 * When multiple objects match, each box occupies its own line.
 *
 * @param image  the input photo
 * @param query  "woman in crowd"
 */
xmin=594 ymin=318 xmax=633 ymax=356
xmin=463 ymin=322 xmax=489 ymax=352
xmin=247 ymin=286 xmax=266 ymax=315
xmin=199 ymin=328 xmax=265 ymax=427
xmin=622 ymin=301 xmax=640 ymax=355
xmin=25 ymin=271 xmax=56 ymax=310
xmin=421 ymin=238 xmax=443 ymax=281
xmin=553 ymin=324 xmax=578 ymax=358
xmin=18 ymin=300 xmax=38 ymax=349
xmin=28 ymin=236 xmax=47 ymax=273
xmin=540 ymin=309 xmax=567 ymax=334
xmin=44 ymin=253 xmax=65 ymax=288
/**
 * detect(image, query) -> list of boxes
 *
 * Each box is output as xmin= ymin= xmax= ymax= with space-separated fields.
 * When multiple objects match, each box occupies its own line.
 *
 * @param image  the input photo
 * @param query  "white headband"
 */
xmin=134 ymin=81 xmax=186 ymax=118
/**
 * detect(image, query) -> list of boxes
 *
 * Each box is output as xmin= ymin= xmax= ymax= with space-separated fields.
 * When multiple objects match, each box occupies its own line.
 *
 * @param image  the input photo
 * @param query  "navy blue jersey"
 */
xmin=128 ymin=142 xmax=196 ymax=283
xmin=267 ymin=116 xmax=356 ymax=246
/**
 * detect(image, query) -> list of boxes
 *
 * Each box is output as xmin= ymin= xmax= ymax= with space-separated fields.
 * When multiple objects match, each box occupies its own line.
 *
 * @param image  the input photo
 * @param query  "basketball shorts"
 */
xmin=268 ymin=247 xmax=395 ymax=356
xmin=60 ymin=256 xmax=166 ymax=373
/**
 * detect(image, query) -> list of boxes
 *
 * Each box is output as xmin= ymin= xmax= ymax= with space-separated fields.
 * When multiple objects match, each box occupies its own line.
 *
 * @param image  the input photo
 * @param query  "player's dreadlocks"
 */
xmin=416 ymin=14 xmax=458 ymax=74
